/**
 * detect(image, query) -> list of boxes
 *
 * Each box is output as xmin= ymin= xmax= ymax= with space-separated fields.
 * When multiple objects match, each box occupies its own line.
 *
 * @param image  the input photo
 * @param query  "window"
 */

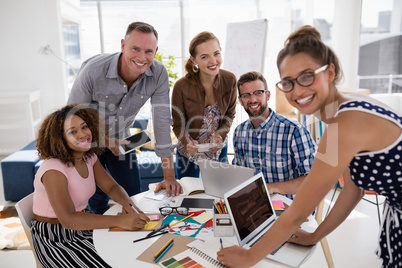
xmin=358 ymin=0 xmax=402 ymax=94
xmin=62 ymin=23 xmax=81 ymax=87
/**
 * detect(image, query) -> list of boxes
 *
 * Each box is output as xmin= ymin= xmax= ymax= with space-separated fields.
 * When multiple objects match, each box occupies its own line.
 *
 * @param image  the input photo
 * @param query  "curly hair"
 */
xmin=184 ymin=31 xmax=220 ymax=84
xmin=36 ymin=104 xmax=105 ymax=165
xmin=277 ymin=25 xmax=343 ymax=84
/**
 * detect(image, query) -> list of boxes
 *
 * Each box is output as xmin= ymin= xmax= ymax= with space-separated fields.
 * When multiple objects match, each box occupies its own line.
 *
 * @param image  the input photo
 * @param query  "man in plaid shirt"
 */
xmin=233 ymin=72 xmax=316 ymax=199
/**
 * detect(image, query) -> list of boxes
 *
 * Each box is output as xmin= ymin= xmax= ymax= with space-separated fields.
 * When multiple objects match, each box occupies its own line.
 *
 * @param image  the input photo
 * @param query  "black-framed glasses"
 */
xmin=276 ymin=64 xmax=328 ymax=93
xmin=159 ymin=206 xmax=189 ymax=216
xmin=239 ymin=89 xmax=267 ymax=100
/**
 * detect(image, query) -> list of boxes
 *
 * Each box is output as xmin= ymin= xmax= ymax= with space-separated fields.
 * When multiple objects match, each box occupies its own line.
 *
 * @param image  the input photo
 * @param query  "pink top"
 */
xmin=33 ymin=154 xmax=98 ymax=218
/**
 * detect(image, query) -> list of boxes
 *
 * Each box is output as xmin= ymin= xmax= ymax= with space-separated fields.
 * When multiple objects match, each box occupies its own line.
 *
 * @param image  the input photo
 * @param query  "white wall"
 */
xmin=0 ymin=0 xmax=75 ymax=154
xmin=0 ymin=0 xmax=67 ymax=119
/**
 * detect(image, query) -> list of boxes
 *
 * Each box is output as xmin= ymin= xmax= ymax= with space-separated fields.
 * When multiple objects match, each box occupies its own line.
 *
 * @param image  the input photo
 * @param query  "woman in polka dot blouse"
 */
xmin=217 ymin=25 xmax=401 ymax=268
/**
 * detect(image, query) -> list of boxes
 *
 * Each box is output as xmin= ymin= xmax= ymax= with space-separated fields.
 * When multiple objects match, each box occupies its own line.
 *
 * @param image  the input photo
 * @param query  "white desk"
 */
xmin=93 ymin=192 xmax=317 ymax=268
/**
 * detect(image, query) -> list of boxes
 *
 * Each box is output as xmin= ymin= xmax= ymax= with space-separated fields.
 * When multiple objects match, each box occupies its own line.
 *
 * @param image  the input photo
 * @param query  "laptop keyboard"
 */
xmin=270 ymin=242 xmax=286 ymax=255
xmin=250 ymin=237 xmax=286 ymax=256
xmin=249 ymin=234 xmax=263 ymax=247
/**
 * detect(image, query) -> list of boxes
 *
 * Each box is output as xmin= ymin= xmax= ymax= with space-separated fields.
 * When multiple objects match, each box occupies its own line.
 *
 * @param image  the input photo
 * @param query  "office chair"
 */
xmin=326 ymin=177 xmax=382 ymax=225
xmin=15 ymin=193 xmax=42 ymax=268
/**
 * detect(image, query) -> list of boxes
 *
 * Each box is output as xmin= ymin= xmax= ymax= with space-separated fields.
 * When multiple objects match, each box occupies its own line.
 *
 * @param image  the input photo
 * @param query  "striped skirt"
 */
xmin=31 ymin=219 xmax=111 ymax=268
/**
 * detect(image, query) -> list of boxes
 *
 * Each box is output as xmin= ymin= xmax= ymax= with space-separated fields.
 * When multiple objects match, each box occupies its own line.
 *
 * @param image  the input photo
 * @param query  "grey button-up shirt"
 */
xmin=67 ymin=52 xmax=173 ymax=157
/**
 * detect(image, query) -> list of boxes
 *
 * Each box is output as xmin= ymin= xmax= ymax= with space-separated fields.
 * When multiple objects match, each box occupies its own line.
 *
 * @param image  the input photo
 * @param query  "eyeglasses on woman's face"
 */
xmin=159 ymin=206 xmax=189 ymax=216
xmin=276 ymin=64 xmax=328 ymax=93
xmin=239 ymin=89 xmax=267 ymax=100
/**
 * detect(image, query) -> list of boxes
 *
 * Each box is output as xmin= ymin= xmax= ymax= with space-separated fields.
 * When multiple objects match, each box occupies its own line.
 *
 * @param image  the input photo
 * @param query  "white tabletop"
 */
xmin=93 ymin=192 xmax=317 ymax=268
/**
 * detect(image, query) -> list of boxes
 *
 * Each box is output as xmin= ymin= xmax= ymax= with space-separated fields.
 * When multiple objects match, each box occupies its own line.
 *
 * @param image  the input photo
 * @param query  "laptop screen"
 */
xmin=225 ymin=174 xmax=275 ymax=242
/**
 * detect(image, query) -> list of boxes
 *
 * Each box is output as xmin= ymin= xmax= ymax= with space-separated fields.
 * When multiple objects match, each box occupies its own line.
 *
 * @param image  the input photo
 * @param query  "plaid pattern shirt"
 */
xmin=233 ymin=110 xmax=316 ymax=191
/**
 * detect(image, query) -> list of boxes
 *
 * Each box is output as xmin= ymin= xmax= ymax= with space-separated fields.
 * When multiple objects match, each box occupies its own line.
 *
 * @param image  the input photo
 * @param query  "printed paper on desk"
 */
xmin=195 ymin=227 xmax=214 ymax=240
xmin=144 ymin=184 xmax=182 ymax=206
xmin=162 ymin=214 xmax=206 ymax=237
xmin=169 ymin=221 xmax=203 ymax=237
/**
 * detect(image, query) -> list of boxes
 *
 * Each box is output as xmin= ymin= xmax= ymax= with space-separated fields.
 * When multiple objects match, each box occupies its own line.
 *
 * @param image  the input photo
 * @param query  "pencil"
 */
xmin=155 ymin=241 xmax=174 ymax=263
xmin=219 ymin=200 xmax=225 ymax=213
xmin=170 ymin=213 xmax=194 ymax=228
xmin=213 ymin=202 xmax=222 ymax=214
xmin=154 ymin=238 xmax=173 ymax=259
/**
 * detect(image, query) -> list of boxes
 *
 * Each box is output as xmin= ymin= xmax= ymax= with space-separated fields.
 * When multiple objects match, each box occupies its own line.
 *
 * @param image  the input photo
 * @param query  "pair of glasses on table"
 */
xmin=159 ymin=206 xmax=189 ymax=216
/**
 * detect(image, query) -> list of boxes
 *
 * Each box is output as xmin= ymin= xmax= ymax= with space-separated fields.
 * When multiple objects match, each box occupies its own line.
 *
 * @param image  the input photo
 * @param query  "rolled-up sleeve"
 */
xmin=151 ymin=67 xmax=173 ymax=158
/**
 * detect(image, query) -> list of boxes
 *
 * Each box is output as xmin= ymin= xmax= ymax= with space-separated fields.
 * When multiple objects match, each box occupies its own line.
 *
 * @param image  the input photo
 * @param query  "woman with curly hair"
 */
xmin=32 ymin=104 xmax=149 ymax=268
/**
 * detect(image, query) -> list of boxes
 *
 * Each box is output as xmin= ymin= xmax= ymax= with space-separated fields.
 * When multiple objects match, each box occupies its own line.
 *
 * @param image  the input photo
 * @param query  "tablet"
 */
xmin=119 ymin=130 xmax=154 ymax=155
xmin=180 ymin=198 xmax=215 ymax=209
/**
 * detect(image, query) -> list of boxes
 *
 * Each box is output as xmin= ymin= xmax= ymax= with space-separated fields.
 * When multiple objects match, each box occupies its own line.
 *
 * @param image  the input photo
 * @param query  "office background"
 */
xmin=0 ymin=0 xmax=401 ymax=156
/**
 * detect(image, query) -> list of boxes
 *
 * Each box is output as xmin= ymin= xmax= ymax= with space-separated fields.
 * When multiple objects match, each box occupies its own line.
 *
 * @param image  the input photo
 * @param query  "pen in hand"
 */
xmin=220 ymin=238 xmax=224 ymax=251
xmin=188 ymin=134 xmax=194 ymax=145
xmin=129 ymin=203 xmax=139 ymax=214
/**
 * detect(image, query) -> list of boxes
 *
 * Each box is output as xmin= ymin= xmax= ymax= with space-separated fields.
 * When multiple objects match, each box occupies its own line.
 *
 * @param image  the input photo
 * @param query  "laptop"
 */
xmin=224 ymin=173 xmax=315 ymax=267
xmin=197 ymin=159 xmax=255 ymax=198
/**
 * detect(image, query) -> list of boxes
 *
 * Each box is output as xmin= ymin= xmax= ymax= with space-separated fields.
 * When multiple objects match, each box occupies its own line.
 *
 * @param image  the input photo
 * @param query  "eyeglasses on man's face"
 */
xmin=239 ymin=89 xmax=267 ymax=100
xmin=159 ymin=206 xmax=189 ymax=216
xmin=276 ymin=64 xmax=328 ymax=93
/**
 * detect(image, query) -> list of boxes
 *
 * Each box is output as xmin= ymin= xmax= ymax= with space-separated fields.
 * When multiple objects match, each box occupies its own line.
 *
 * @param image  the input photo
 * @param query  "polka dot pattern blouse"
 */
xmin=337 ymin=100 xmax=402 ymax=267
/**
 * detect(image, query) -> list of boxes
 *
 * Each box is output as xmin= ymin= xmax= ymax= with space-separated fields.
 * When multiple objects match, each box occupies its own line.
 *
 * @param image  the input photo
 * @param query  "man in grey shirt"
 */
xmin=68 ymin=21 xmax=182 ymax=214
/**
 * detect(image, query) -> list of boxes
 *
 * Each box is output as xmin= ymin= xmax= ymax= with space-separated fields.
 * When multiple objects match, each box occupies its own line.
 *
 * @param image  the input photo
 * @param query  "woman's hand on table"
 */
xmin=155 ymin=178 xmax=183 ymax=197
xmin=118 ymin=212 xmax=149 ymax=230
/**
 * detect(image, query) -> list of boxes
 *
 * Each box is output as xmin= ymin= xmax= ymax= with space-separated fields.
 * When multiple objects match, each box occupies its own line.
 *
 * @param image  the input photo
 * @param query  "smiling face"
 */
xmin=278 ymin=53 xmax=334 ymax=115
xmin=190 ymin=39 xmax=222 ymax=78
xmin=121 ymin=30 xmax=158 ymax=81
xmin=63 ymin=115 xmax=92 ymax=155
xmin=239 ymin=79 xmax=270 ymax=119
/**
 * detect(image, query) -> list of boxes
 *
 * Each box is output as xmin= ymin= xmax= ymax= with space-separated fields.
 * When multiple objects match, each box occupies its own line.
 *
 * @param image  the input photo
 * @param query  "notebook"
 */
xmin=224 ymin=173 xmax=315 ymax=267
xmin=197 ymin=159 xmax=255 ymax=198
xmin=158 ymin=237 xmax=232 ymax=268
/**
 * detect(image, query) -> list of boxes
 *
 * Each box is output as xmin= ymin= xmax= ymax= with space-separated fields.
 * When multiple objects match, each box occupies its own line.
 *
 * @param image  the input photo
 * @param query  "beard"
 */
xmin=245 ymin=102 xmax=268 ymax=118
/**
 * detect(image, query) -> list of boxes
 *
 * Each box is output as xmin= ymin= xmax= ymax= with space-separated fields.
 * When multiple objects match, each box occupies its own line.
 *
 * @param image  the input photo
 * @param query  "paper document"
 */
xmin=197 ymin=143 xmax=223 ymax=152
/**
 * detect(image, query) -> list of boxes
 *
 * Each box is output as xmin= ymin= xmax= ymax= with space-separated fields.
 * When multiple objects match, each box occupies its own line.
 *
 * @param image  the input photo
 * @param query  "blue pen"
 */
xmin=155 ymin=241 xmax=174 ymax=262
xmin=220 ymin=238 xmax=223 ymax=250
